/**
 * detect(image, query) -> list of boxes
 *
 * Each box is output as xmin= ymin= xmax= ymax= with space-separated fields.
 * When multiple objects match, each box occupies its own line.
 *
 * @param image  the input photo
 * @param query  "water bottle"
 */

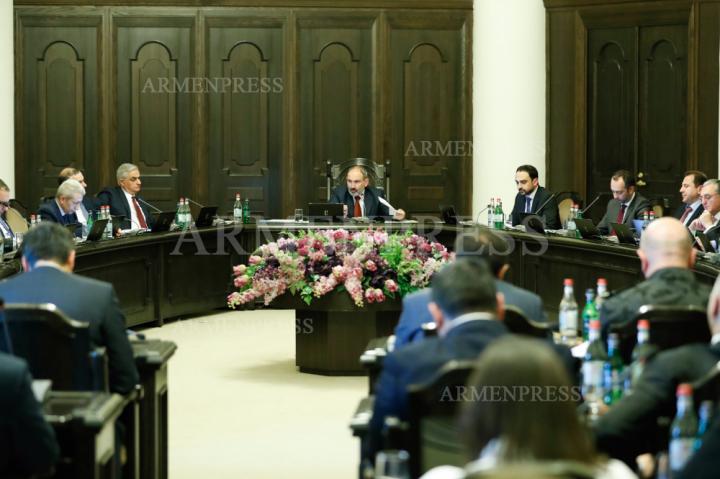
xmin=242 ymin=197 xmax=251 ymax=224
xmin=669 ymin=384 xmax=698 ymax=475
xmin=581 ymin=288 xmax=598 ymax=341
xmin=629 ymin=319 xmax=654 ymax=393
xmin=487 ymin=198 xmax=494 ymax=228
xmin=559 ymin=278 xmax=579 ymax=344
xmin=103 ymin=206 xmax=113 ymax=239
xmin=582 ymin=319 xmax=607 ymax=422
xmin=233 ymin=193 xmax=243 ymax=223
xmin=567 ymin=204 xmax=577 ymax=237
xmin=595 ymin=278 xmax=608 ymax=312
xmin=603 ymin=333 xmax=624 ymax=406
xmin=695 ymin=400 xmax=714 ymax=451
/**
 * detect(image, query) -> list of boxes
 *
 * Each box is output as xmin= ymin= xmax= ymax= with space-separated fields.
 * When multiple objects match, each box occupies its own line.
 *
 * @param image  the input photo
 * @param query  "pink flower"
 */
xmin=365 ymin=288 xmax=376 ymax=303
xmin=374 ymin=288 xmax=385 ymax=302
xmin=332 ymin=266 xmax=347 ymax=281
xmin=384 ymin=279 xmax=398 ymax=293
xmin=298 ymin=246 xmax=310 ymax=256
xmin=365 ymin=260 xmax=377 ymax=272
xmin=312 ymin=240 xmax=324 ymax=250
xmin=233 ymin=264 xmax=247 ymax=276
xmin=333 ymin=229 xmax=349 ymax=241
xmin=248 ymin=255 xmax=262 ymax=265
xmin=233 ymin=275 xmax=250 ymax=288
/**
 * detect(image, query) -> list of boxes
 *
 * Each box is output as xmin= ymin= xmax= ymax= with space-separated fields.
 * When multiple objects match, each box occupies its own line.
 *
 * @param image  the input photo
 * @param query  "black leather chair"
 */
xmin=608 ymin=304 xmax=710 ymax=364
xmin=0 ymin=303 xmax=108 ymax=391
xmin=404 ymin=360 xmax=476 ymax=478
xmin=503 ymin=305 xmax=554 ymax=339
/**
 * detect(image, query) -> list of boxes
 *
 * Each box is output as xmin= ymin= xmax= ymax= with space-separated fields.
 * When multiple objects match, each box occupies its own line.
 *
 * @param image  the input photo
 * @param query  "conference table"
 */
xmin=2 ymin=220 xmax=718 ymax=368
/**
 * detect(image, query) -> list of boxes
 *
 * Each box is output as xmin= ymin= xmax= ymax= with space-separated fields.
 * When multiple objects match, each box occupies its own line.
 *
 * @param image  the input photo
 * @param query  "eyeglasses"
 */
xmin=0 ymin=201 xmax=9 ymax=208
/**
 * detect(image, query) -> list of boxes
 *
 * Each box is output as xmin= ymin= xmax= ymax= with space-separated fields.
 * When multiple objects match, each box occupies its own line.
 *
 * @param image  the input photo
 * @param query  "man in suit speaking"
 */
xmin=509 ymin=164 xmax=561 ymax=229
xmin=329 ymin=166 xmax=406 ymax=220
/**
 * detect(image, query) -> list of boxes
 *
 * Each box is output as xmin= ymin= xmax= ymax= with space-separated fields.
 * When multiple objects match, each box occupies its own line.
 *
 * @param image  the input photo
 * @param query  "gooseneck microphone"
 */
xmin=185 ymin=198 xmax=205 ymax=208
xmin=580 ymin=195 xmax=602 ymax=216
xmin=475 ymin=204 xmax=492 ymax=224
xmin=135 ymin=196 xmax=162 ymax=213
xmin=534 ymin=192 xmax=558 ymax=215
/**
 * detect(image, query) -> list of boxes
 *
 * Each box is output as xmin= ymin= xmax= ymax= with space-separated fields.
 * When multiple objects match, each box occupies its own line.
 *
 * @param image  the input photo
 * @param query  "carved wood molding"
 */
xmin=16 ymin=0 xmax=472 ymax=9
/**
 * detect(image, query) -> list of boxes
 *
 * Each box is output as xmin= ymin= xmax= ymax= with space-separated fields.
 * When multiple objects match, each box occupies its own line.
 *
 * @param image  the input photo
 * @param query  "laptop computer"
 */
xmin=308 ymin=203 xmax=344 ymax=222
xmin=440 ymin=205 xmax=458 ymax=225
xmin=86 ymin=218 xmax=109 ymax=242
xmin=150 ymin=211 xmax=176 ymax=233
xmin=610 ymin=222 xmax=638 ymax=245
xmin=64 ymin=223 xmax=81 ymax=237
xmin=574 ymin=218 xmax=602 ymax=239
xmin=695 ymin=231 xmax=714 ymax=252
xmin=195 ymin=206 xmax=218 ymax=228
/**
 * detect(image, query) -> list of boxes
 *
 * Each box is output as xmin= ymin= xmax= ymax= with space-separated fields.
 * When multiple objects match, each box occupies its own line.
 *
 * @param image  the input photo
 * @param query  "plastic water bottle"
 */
xmin=582 ymin=319 xmax=607 ymax=422
xmin=669 ymin=384 xmax=698 ymax=475
xmin=233 ymin=193 xmax=243 ymax=223
xmin=487 ymin=198 xmax=494 ymax=228
xmin=103 ymin=206 xmax=113 ymax=239
xmin=629 ymin=319 xmax=653 ymax=392
xmin=581 ymin=288 xmax=598 ymax=341
xmin=559 ymin=278 xmax=579 ymax=344
xmin=242 ymin=197 xmax=251 ymax=224
xmin=567 ymin=204 xmax=577 ymax=237
xmin=603 ymin=333 xmax=624 ymax=406
xmin=595 ymin=278 xmax=608 ymax=312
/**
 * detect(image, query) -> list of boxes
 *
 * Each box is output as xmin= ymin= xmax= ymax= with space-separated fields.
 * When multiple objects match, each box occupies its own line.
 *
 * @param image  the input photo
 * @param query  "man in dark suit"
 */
xmin=367 ymin=260 xmax=507 ymax=459
xmin=595 ymin=273 xmax=720 ymax=468
xmin=0 ymin=179 xmax=15 ymax=241
xmin=674 ymin=170 xmax=706 ymax=228
xmin=0 ymin=352 xmax=60 ymax=477
xmin=394 ymin=227 xmax=547 ymax=348
xmin=98 ymin=163 xmax=155 ymax=230
xmin=0 ymin=223 xmax=139 ymax=394
xmin=597 ymin=170 xmax=651 ymax=235
xmin=690 ymin=179 xmax=720 ymax=251
xmin=329 ymin=166 xmax=406 ymax=220
xmin=599 ymin=217 xmax=711 ymax=335
xmin=38 ymin=179 xmax=84 ymax=237
xmin=58 ymin=166 xmax=102 ymax=226
xmin=509 ymin=164 xmax=561 ymax=229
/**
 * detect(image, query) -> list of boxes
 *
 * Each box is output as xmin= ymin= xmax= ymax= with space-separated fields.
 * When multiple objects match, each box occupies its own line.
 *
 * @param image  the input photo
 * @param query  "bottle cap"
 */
xmin=563 ymin=278 xmax=573 ymax=286
xmin=597 ymin=278 xmax=607 ymax=286
xmin=677 ymin=383 xmax=693 ymax=396
xmin=638 ymin=319 xmax=650 ymax=330
xmin=589 ymin=319 xmax=601 ymax=330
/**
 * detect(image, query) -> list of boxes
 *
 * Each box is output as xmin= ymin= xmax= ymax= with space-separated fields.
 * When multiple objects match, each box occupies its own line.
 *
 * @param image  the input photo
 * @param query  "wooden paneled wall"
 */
xmin=14 ymin=1 xmax=473 ymax=217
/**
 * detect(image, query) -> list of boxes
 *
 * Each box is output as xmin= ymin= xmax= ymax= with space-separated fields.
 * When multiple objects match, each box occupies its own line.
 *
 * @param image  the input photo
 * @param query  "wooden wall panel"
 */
xmin=16 ymin=13 xmax=102 ymax=208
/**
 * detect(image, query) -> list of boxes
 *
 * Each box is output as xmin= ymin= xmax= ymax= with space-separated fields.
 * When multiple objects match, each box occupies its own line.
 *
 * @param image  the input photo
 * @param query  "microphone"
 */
xmin=475 ymin=204 xmax=492 ymax=224
xmin=580 ymin=195 xmax=601 ymax=216
xmin=186 ymin=198 xmax=205 ymax=208
xmin=326 ymin=160 xmax=333 ymax=179
xmin=135 ymin=196 xmax=162 ymax=213
xmin=534 ymin=192 xmax=558 ymax=215
xmin=114 ymin=215 xmax=146 ymax=232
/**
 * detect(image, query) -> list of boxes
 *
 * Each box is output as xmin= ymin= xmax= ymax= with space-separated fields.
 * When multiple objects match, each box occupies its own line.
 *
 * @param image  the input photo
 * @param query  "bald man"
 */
xmin=599 ymin=217 xmax=711 ymax=334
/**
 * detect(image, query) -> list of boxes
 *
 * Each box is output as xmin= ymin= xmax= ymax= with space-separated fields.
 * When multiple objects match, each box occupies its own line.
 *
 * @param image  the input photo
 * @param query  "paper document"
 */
xmin=377 ymin=197 xmax=397 ymax=216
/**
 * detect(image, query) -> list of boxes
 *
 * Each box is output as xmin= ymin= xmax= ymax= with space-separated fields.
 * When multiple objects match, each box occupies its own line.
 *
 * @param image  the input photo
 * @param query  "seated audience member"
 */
xmin=0 ymin=352 xmax=60 ymax=477
xmin=57 ymin=167 xmax=101 ymax=226
xmin=509 ymin=164 xmax=561 ymax=229
xmin=98 ymin=163 xmax=154 ymax=230
xmin=421 ymin=337 xmax=635 ymax=479
xmin=689 ymin=179 xmax=720 ymax=247
xmin=595 ymin=272 xmax=720 ymax=469
xmin=599 ymin=217 xmax=710 ymax=335
xmin=0 ymin=179 xmax=15 ymax=241
xmin=675 ymin=170 xmax=706 ymax=228
xmin=394 ymin=228 xmax=546 ymax=349
xmin=367 ymin=260 xmax=507 ymax=460
xmin=0 ymin=223 xmax=139 ymax=394
xmin=597 ymin=170 xmax=650 ymax=235
xmin=329 ymin=165 xmax=406 ymax=220
xmin=38 ymin=179 xmax=84 ymax=237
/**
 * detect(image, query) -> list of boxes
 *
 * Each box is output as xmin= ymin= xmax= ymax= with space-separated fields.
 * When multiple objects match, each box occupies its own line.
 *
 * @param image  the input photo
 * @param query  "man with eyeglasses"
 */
xmin=0 ymin=180 xmax=16 ymax=242
xmin=98 ymin=163 xmax=155 ymax=230
xmin=689 ymin=179 xmax=720 ymax=250
xmin=57 ymin=167 xmax=101 ymax=231
xmin=38 ymin=179 xmax=85 ymax=237
xmin=597 ymin=170 xmax=651 ymax=235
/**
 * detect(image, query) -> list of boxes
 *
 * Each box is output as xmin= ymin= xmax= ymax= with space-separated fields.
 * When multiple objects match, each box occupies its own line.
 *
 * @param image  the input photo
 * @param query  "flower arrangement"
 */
xmin=227 ymin=229 xmax=452 ymax=308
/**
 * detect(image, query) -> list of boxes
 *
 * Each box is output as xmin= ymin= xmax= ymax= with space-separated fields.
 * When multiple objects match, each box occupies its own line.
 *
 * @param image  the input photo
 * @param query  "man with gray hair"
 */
xmin=690 ymin=179 xmax=720 ymax=249
xmin=38 ymin=178 xmax=85 ymax=236
xmin=98 ymin=163 xmax=154 ymax=230
xmin=0 ymin=179 xmax=15 ymax=240
xmin=599 ymin=217 xmax=711 ymax=334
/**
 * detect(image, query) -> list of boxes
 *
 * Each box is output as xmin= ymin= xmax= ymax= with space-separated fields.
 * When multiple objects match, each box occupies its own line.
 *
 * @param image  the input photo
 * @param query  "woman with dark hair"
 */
xmin=421 ymin=337 xmax=636 ymax=479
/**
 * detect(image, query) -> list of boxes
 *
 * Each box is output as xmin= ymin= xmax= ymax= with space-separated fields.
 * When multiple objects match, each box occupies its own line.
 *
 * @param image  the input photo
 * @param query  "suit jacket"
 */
xmin=0 ymin=266 xmax=139 ymax=394
xmin=0 ymin=353 xmax=59 ymax=477
xmin=393 ymin=280 xmax=548 ymax=349
xmin=510 ymin=186 xmax=561 ymax=229
xmin=704 ymin=222 xmax=720 ymax=251
xmin=597 ymin=193 xmax=651 ymax=234
xmin=673 ymin=202 xmax=704 ymax=227
xmin=329 ymin=185 xmax=390 ymax=218
xmin=38 ymin=199 xmax=81 ymax=237
xmin=599 ymin=267 xmax=711 ymax=337
xmin=368 ymin=318 xmax=509 ymax=459
xmin=595 ymin=342 xmax=720 ymax=467
xmin=97 ymin=186 xmax=155 ymax=229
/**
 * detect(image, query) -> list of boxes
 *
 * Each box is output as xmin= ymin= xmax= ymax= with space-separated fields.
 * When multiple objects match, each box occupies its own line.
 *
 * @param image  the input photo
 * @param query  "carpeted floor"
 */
xmin=141 ymin=309 xmax=365 ymax=479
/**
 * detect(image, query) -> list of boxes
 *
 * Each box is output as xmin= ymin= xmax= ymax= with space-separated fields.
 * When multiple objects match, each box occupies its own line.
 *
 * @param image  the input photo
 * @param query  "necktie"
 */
xmin=132 ymin=197 xmax=148 ymax=228
xmin=616 ymin=203 xmax=627 ymax=224
xmin=354 ymin=196 xmax=362 ymax=218
xmin=679 ymin=206 xmax=693 ymax=225
xmin=0 ymin=218 xmax=13 ymax=239
xmin=525 ymin=196 xmax=532 ymax=213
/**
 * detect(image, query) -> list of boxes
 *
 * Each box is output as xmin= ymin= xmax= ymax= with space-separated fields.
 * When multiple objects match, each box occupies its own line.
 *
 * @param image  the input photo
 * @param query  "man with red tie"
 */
xmin=597 ymin=169 xmax=651 ymax=235
xmin=675 ymin=170 xmax=706 ymax=228
xmin=329 ymin=166 xmax=406 ymax=220
xmin=98 ymin=163 xmax=155 ymax=231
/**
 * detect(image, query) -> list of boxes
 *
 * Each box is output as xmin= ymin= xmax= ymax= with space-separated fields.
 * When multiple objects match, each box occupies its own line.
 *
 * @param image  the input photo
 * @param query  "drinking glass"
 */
xmin=374 ymin=450 xmax=410 ymax=479
xmin=294 ymin=208 xmax=303 ymax=222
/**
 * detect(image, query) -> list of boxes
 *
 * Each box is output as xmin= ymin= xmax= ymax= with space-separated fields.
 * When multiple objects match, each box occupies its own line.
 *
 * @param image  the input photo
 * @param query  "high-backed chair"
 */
xmin=5 ymin=207 xmax=28 ymax=235
xmin=609 ymin=304 xmax=710 ymax=364
xmin=405 ymin=360 xmax=476 ymax=477
xmin=503 ymin=305 xmax=554 ymax=339
xmin=326 ymin=158 xmax=390 ymax=200
xmin=0 ymin=303 xmax=108 ymax=391
xmin=556 ymin=191 xmax=583 ymax=227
